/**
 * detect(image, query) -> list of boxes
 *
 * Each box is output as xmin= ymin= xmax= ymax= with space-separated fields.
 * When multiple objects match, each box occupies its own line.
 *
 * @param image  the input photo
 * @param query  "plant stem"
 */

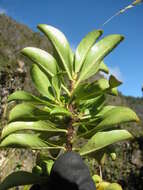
xmin=66 ymin=104 xmax=74 ymax=151
xmin=66 ymin=80 xmax=75 ymax=151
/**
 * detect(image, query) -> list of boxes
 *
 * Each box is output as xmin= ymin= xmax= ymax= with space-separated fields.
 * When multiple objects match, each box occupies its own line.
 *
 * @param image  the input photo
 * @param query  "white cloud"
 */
xmin=0 ymin=8 xmax=7 ymax=14
xmin=108 ymin=66 xmax=123 ymax=81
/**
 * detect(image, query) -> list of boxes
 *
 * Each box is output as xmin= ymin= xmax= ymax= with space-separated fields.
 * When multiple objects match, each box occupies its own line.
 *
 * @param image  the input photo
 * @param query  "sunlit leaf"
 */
xmin=38 ymin=24 xmax=73 ymax=79
xmin=9 ymin=103 xmax=50 ymax=122
xmin=79 ymin=130 xmax=133 ymax=156
xmin=1 ymin=120 xmax=67 ymax=139
xmin=8 ymin=91 xmax=54 ymax=107
xmin=21 ymin=47 xmax=58 ymax=77
xmin=96 ymin=105 xmax=115 ymax=117
xmin=23 ymin=185 xmax=32 ymax=190
xmin=75 ymin=35 xmax=124 ymax=88
xmin=105 ymin=183 xmax=123 ymax=190
xmin=0 ymin=171 xmax=48 ymax=190
xmin=108 ymin=87 xmax=118 ymax=96
xmin=0 ymin=133 xmax=49 ymax=148
xmin=74 ymin=29 xmax=103 ymax=73
xmin=31 ymin=64 xmax=55 ymax=100
xmin=99 ymin=61 xmax=109 ymax=74
xmin=95 ymin=106 xmax=139 ymax=130
xmin=80 ymin=106 xmax=139 ymax=138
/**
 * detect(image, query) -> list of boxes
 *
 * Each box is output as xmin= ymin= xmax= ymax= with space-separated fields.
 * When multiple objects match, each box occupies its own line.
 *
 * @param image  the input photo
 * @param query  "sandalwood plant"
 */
xmin=0 ymin=24 xmax=139 ymax=190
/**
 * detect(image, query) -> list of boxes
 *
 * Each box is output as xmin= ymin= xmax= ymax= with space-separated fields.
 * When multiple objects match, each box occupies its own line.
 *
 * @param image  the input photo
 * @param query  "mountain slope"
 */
xmin=0 ymin=14 xmax=52 ymax=71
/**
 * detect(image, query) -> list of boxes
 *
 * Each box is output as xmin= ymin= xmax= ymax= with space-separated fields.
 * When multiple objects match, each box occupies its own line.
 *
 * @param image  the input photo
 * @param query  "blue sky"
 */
xmin=0 ymin=0 xmax=143 ymax=97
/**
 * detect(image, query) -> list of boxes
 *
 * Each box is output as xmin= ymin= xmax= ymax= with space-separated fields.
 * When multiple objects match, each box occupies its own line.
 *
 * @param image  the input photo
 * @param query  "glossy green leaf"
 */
xmin=79 ymin=130 xmax=133 ymax=156
xmin=9 ymin=103 xmax=50 ymax=122
xmin=21 ymin=47 xmax=58 ymax=76
xmin=74 ymin=29 xmax=103 ymax=73
xmin=95 ymin=106 xmax=139 ymax=131
xmin=75 ymin=35 xmax=124 ymax=87
xmin=96 ymin=105 xmax=115 ymax=117
xmin=81 ymin=106 xmax=139 ymax=138
xmin=0 ymin=133 xmax=49 ymax=148
xmin=74 ymin=78 xmax=110 ymax=100
xmin=99 ymin=61 xmax=109 ymax=74
xmin=31 ymin=64 xmax=54 ymax=100
xmin=0 ymin=171 xmax=48 ymax=190
xmin=38 ymin=24 xmax=73 ymax=79
xmin=50 ymin=106 xmax=71 ymax=116
xmin=109 ymin=75 xmax=122 ymax=88
xmin=1 ymin=121 xmax=67 ymax=139
xmin=8 ymin=91 xmax=54 ymax=107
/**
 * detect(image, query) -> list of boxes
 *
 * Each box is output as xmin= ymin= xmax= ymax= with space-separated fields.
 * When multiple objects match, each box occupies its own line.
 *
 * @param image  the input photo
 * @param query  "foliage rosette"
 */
xmin=0 ymin=24 xmax=139 ymax=189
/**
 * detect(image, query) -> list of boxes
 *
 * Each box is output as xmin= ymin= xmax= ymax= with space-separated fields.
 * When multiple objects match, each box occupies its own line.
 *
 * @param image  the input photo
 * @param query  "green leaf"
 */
xmin=52 ymin=75 xmax=61 ymax=100
xmin=9 ymin=103 xmax=50 ymax=122
xmin=109 ymin=75 xmax=122 ymax=88
xmin=8 ymin=91 xmax=54 ymax=107
xmin=0 ymin=171 xmax=48 ymax=190
xmin=74 ymin=29 xmax=103 ymax=73
xmin=31 ymin=64 xmax=55 ymax=100
xmin=95 ymin=106 xmax=139 ymax=131
xmin=96 ymin=105 xmax=115 ymax=117
xmin=108 ymin=87 xmax=118 ymax=96
xmin=75 ymin=35 xmax=124 ymax=87
xmin=21 ymin=47 xmax=58 ymax=76
xmin=105 ymin=183 xmax=122 ymax=190
xmin=80 ymin=95 xmax=105 ymax=110
xmin=74 ymin=78 xmax=109 ymax=100
xmin=23 ymin=185 xmax=32 ymax=190
xmin=1 ymin=121 xmax=67 ymax=139
xmin=99 ymin=61 xmax=109 ymax=74
xmin=38 ymin=24 xmax=73 ymax=79
xmin=32 ymin=165 xmax=43 ymax=176
xmin=0 ymin=133 xmax=50 ymax=148
xmin=81 ymin=106 xmax=139 ymax=138
xmin=79 ymin=130 xmax=133 ymax=156
xmin=50 ymin=106 xmax=71 ymax=116
xmin=39 ymin=160 xmax=54 ymax=176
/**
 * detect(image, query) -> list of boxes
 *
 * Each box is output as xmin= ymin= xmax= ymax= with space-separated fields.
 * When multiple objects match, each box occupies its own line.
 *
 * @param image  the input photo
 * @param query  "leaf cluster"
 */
xmin=0 ymin=24 xmax=139 ymax=190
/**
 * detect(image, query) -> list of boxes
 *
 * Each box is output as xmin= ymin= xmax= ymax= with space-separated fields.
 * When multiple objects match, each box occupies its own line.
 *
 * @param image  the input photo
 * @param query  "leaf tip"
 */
xmin=37 ymin=24 xmax=47 ymax=31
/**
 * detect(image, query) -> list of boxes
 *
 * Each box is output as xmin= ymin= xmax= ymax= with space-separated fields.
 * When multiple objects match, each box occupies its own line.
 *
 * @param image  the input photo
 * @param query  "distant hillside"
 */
xmin=0 ymin=14 xmax=52 ymax=71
